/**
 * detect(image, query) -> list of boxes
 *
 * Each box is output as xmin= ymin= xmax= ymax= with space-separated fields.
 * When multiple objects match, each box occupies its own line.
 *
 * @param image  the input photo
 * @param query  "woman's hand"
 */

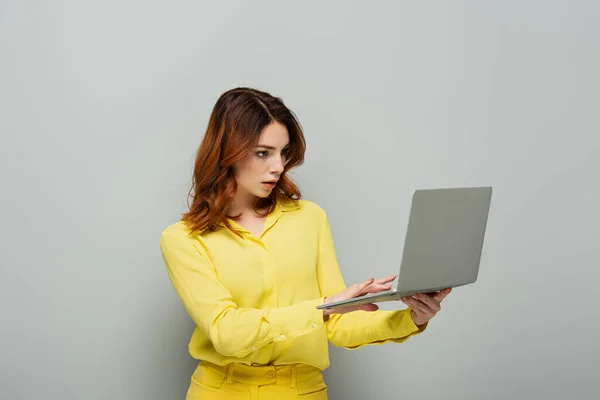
xmin=401 ymin=288 xmax=452 ymax=326
xmin=321 ymin=275 xmax=397 ymax=316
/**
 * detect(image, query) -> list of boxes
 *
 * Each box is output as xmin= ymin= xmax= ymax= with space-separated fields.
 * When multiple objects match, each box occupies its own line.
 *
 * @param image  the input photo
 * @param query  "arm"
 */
xmin=316 ymin=211 xmax=427 ymax=349
xmin=159 ymin=226 xmax=325 ymax=359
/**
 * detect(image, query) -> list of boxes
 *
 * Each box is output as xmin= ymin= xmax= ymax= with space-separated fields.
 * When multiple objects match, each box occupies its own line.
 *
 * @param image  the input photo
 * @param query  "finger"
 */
xmin=350 ymin=278 xmax=374 ymax=295
xmin=433 ymin=287 xmax=452 ymax=302
xmin=358 ymin=280 xmax=393 ymax=296
xmin=437 ymin=288 xmax=452 ymax=302
xmin=361 ymin=282 xmax=393 ymax=295
xmin=338 ymin=303 xmax=379 ymax=314
xmin=399 ymin=298 xmax=412 ymax=308
xmin=403 ymin=297 xmax=433 ymax=316
xmin=413 ymin=293 xmax=441 ymax=312
xmin=374 ymin=275 xmax=397 ymax=285
xmin=354 ymin=303 xmax=379 ymax=312
xmin=400 ymin=297 xmax=420 ymax=311
xmin=401 ymin=298 xmax=429 ymax=317
xmin=346 ymin=278 xmax=375 ymax=299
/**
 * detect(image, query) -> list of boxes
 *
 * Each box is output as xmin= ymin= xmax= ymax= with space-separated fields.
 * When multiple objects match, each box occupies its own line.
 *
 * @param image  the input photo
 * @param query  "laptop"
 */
xmin=317 ymin=186 xmax=492 ymax=310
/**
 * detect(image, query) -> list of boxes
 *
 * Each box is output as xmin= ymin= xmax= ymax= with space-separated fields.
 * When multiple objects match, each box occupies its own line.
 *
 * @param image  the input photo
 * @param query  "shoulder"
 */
xmin=160 ymin=220 xmax=189 ymax=238
xmin=160 ymin=220 xmax=205 ymax=251
xmin=298 ymin=199 xmax=326 ymax=215
xmin=280 ymin=198 xmax=328 ymax=222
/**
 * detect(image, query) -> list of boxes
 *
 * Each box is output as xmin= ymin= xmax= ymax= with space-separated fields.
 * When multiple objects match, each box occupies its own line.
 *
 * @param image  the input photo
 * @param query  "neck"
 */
xmin=229 ymin=192 xmax=273 ymax=218
xmin=229 ymin=190 xmax=257 ymax=216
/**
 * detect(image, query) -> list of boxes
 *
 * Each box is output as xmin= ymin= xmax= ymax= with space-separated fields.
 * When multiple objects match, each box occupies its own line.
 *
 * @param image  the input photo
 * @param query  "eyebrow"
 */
xmin=255 ymin=144 xmax=290 ymax=150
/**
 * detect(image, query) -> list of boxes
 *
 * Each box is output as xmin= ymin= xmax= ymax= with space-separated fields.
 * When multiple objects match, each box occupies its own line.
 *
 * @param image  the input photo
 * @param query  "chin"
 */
xmin=253 ymin=188 xmax=273 ymax=199
xmin=256 ymin=192 xmax=271 ymax=199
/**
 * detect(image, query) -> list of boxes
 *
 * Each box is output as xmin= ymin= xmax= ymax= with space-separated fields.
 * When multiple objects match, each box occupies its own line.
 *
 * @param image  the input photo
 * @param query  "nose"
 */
xmin=270 ymin=155 xmax=285 ymax=174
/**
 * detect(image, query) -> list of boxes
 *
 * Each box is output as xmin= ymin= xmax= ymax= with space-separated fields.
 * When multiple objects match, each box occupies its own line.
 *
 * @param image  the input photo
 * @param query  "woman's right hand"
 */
xmin=321 ymin=275 xmax=396 ymax=316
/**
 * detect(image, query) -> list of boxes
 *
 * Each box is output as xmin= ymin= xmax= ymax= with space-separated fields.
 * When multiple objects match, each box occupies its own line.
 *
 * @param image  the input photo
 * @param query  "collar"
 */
xmin=277 ymin=198 xmax=302 ymax=212
xmin=217 ymin=199 xmax=301 ymax=230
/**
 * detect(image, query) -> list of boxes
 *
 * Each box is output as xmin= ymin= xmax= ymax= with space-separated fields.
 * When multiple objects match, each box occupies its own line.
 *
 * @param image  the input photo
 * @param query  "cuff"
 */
xmin=267 ymin=297 xmax=326 ymax=343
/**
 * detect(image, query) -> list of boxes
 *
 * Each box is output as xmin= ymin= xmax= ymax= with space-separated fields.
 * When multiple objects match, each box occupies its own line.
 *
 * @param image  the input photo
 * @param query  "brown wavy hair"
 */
xmin=181 ymin=87 xmax=306 ymax=235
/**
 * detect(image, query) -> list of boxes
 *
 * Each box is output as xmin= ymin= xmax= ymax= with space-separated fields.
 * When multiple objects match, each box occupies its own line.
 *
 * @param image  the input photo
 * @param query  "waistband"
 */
xmin=199 ymin=361 xmax=322 ymax=388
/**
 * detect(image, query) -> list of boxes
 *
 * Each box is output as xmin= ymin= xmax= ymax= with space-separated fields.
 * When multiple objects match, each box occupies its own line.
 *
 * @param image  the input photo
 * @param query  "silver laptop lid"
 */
xmin=396 ymin=186 xmax=492 ymax=293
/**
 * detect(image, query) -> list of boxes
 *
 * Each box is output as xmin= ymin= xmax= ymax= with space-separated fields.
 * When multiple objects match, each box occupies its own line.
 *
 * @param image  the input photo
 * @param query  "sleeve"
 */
xmin=159 ymin=225 xmax=326 ymax=359
xmin=315 ymin=211 xmax=427 ymax=349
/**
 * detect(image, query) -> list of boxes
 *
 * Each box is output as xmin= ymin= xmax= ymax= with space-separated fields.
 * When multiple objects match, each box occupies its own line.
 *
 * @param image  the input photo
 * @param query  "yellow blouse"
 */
xmin=159 ymin=199 xmax=425 ymax=370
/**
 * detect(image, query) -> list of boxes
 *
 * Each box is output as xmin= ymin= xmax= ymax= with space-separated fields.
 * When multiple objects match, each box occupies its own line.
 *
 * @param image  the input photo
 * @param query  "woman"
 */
xmin=159 ymin=87 xmax=451 ymax=399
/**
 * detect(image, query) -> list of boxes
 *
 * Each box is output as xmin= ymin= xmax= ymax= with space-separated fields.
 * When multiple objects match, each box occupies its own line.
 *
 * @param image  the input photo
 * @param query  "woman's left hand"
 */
xmin=401 ymin=288 xmax=452 ymax=326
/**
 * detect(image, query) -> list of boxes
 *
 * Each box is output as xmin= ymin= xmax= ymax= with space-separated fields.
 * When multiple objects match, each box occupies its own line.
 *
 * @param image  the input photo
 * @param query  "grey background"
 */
xmin=1 ymin=1 xmax=598 ymax=399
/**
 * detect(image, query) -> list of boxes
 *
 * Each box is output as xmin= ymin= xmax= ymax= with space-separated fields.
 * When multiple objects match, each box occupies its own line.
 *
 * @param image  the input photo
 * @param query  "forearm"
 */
xmin=187 ymin=296 xmax=326 ymax=358
xmin=325 ymin=309 xmax=426 ymax=349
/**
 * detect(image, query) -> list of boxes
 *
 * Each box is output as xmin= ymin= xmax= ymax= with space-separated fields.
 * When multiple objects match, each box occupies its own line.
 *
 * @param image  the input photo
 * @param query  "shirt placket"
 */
xmin=257 ymin=209 xmax=283 ymax=309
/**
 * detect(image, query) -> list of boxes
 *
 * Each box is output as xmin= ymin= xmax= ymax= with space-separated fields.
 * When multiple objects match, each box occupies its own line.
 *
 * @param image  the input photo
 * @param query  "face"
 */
xmin=233 ymin=121 xmax=290 ymax=207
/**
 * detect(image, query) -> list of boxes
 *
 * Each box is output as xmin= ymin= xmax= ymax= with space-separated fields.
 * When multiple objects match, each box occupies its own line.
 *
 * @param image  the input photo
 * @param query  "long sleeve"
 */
xmin=160 ymin=225 xmax=325 ymax=359
xmin=316 ymin=211 xmax=427 ymax=349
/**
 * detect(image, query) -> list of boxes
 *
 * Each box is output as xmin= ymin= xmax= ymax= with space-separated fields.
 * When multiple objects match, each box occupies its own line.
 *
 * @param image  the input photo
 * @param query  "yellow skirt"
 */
xmin=186 ymin=361 xmax=328 ymax=400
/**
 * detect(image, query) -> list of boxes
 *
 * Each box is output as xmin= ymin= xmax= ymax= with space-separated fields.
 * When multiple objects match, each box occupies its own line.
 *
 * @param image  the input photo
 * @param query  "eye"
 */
xmin=256 ymin=151 xmax=268 ymax=158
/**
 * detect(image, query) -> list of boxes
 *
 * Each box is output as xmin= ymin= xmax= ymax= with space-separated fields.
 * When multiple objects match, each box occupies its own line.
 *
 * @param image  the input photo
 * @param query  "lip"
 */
xmin=261 ymin=181 xmax=277 ymax=188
